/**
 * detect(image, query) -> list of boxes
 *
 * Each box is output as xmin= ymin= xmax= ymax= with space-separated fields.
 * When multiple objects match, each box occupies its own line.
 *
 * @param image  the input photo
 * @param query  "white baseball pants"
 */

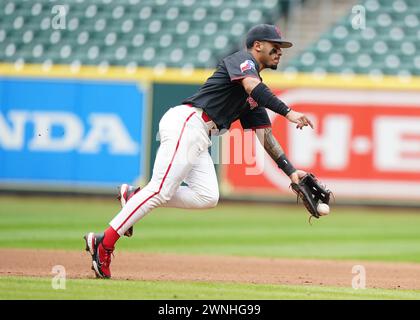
xmin=110 ymin=104 xmax=219 ymax=236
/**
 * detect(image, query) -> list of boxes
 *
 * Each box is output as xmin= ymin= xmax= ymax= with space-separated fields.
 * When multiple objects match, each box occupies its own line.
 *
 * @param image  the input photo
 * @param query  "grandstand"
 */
xmin=0 ymin=0 xmax=419 ymax=76
xmin=285 ymin=0 xmax=420 ymax=76
xmin=0 ymin=0 xmax=284 ymax=69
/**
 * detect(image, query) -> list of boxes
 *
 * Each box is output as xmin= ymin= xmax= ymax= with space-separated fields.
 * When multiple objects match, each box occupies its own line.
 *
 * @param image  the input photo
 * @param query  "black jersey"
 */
xmin=182 ymin=50 xmax=271 ymax=131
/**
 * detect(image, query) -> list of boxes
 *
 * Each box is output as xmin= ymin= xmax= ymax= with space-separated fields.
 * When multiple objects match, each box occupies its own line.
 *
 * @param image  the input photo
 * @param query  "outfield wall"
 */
xmin=0 ymin=63 xmax=419 ymax=205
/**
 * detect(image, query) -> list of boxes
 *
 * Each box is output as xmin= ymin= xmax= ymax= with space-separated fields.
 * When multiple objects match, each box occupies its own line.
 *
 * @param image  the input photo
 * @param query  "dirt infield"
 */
xmin=1 ymin=248 xmax=420 ymax=290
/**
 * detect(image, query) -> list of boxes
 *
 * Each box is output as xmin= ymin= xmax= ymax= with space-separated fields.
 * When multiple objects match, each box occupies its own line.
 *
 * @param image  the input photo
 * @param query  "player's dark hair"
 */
xmin=246 ymin=41 xmax=255 ymax=49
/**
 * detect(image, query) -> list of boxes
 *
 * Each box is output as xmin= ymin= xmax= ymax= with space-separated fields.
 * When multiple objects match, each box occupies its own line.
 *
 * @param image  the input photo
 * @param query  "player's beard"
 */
xmin=267 ymin=48 xmax=279 ymax=70
xmin=263 ymin=60 xmax=278 ymax=70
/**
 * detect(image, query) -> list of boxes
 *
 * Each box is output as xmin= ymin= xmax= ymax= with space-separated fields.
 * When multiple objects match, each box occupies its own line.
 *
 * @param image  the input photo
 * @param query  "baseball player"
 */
xmin=84 ymin=24 xmax=314 ymax=279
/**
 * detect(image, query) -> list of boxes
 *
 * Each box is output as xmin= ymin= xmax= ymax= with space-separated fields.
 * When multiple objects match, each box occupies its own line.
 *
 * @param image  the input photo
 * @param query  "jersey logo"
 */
xmin=247 ymin=96 xmax=258 ymax=109
xmin=240 ymin=60 xmax=256 ymax=73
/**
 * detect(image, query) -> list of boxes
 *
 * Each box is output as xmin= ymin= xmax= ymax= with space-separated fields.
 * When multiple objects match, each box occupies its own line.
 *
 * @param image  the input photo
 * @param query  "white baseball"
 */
xmin=317 ymin=203 xmax=330 ymax=216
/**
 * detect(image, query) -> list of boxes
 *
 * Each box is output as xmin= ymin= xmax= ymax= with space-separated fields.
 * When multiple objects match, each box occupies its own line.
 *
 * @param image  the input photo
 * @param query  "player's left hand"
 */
xmin=290 ymin=172 xmax=332 ymax=219
xmin=285 ymin=110 xmax=314 ymax=130
xmin=289 ymin=169 xmax=307 ymax=184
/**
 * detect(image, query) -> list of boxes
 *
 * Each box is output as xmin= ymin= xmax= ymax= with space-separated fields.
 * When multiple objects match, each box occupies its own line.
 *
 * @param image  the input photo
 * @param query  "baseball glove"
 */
xmin=290 ymin=173 xmax=332 ymax=219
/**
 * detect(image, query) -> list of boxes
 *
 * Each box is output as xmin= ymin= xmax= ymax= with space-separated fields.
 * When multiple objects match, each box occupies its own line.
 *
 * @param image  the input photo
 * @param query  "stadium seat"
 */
xmin=1 ymin=0 xmax=287 ymax=68
xmin=285 ymin=0 xmax=419 ymax=75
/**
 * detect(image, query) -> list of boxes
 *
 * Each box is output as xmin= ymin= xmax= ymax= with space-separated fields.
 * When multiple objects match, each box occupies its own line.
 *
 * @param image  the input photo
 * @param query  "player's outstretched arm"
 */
xmin=285 ymin=110 xmax=314 ymax=130
xmin=242 ymin=77 xmax=313 ymax=130
xmin=254 ymin=127 xmax=306 ymax=183
xmin=254 ymin=127 xmax=284 ymax=162
xmin=241 ymin=76 xmax=262 ymax=94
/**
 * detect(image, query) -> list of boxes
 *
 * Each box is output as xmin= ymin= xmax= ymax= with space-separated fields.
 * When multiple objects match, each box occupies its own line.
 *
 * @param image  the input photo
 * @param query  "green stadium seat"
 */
xmin=285 ymin=0 xmax=419 ymax=75
xmin=1 ymin=0 xmax=285 ymax=67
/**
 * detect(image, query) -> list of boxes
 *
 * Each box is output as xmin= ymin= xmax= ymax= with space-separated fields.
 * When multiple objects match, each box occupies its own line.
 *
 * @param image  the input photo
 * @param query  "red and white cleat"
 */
xmin=83 ymin=232 xmax=114 ymax=279
xmin=117 ymin=184 xmax=140 ymax=237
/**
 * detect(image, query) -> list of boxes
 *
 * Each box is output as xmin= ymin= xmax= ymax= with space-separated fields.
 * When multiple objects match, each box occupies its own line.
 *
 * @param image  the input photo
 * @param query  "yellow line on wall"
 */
xmin=1 ymin=63 xmax=419 ymax=90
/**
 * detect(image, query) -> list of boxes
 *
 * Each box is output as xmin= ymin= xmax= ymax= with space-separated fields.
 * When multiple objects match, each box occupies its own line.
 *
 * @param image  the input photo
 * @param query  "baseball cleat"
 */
xmin=84 ymin=232 xmax=114 ymax=279
xmin=117 ymin=184 xmax=140 ymax=237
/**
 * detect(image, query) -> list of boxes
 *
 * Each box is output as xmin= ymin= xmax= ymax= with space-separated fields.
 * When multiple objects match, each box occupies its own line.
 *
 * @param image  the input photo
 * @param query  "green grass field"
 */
xmin=2 ymin=277 xmax=420 ymax=300
xmin=1 ymin=195 xmax=420 ymax=300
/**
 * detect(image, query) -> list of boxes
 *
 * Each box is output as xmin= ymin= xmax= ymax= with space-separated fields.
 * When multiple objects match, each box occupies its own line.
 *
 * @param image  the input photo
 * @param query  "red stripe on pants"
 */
xmin=116 ymin=111 xmax=196 ymax=233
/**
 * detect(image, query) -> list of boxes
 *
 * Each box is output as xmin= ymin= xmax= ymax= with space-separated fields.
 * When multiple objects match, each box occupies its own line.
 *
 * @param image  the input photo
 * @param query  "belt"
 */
xmin=186 ymin=104 xmax=212 ymax=123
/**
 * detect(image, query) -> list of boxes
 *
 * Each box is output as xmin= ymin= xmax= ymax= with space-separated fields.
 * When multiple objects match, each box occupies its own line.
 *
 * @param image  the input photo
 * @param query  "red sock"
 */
xmin=103 ymin=226 xmax=120 ymax=249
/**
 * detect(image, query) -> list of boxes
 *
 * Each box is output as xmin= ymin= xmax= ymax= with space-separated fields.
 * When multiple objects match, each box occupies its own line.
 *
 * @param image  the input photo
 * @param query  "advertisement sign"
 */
xmin=222 ymin=88 xmax=420 ymax=201
xmin=0 ymin=77 xmax=147 ymax=189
